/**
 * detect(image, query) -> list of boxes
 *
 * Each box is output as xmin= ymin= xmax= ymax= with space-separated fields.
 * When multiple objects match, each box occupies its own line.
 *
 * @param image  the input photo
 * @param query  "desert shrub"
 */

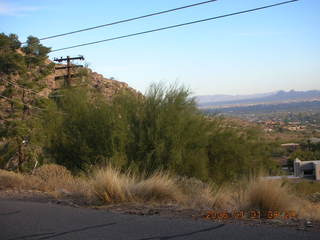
xmin=309 ymin=192 xmax=320 ymax=203
xmin=207 ymin=126 xmax=276 ymax=184
xmin=290 ymin=180 xmax=320 ymax=197
xmin=33 ymin=164 xmax=72 ymax=181
xmin=0 ymin=169 xmax=41 ymax=190
xmin=242 ymin=178 xmax=295 ymax=212
xmin=43 ymin=83 xmax=275 ymax=184
xmin=33 ymin=164 xmax=76 ymax=192
xmin=176 ymin=176 xmax=215 ymax=208
xmin=46 ymin=84 xmax=211 ymax=179
xmin=47 ymin=88 xmax=129 ymax=173
xmin=130 ymin=172 xmax=183 ymax=203
xmin=90 ymin=167 xmax=184 ymax=204
xmin=0 ymin=169 xmax=24 ymax=189
xmin=91 ymin=167 xmax=134 ymax=203
xmin=123 ymin=84 xmax=210 ymax=179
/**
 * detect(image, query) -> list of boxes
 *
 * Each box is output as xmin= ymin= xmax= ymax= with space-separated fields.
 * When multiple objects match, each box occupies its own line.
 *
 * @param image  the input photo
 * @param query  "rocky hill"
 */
xmin=0 ymin=60 xmax=140 ymax=127
xmin=1 ymin=60 xmax=140 ymax=110
xmin=37 ymin=62 xmax=140 ymax=100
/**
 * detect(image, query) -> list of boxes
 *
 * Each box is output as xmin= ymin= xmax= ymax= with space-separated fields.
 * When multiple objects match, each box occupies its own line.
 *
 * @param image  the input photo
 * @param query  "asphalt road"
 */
xmin=0 ymin=200 xmax=318 ymax=240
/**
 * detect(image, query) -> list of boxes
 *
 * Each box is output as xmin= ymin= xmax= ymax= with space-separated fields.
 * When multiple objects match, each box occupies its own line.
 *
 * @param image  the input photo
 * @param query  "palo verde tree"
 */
xmin=46 ymin=87 xmax=130 ymax=173
xmin=121 ymin=83 xmax=211 ymax=179
xmin=43 ymin=83 xmax=277 ymax=182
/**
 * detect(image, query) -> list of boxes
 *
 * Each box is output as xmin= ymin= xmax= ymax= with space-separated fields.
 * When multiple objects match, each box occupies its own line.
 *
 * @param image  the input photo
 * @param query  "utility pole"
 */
xmin=54 ymin=56 xmax=85 ymax=87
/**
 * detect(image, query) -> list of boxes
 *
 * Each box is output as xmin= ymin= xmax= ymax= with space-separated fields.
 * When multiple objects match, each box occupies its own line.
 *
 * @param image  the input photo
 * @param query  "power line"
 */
xmin=51 ymin=0 xmax=298 ymax=52
xmin=30 ymin=0 xmax=218 ymax=42
xmin=2 ymin=79 xmax=44 ymax=96
xmin=0 ymin=94 xmax=44 ymax=111
xmin=0 ymin=93 xmax=66 ymax=115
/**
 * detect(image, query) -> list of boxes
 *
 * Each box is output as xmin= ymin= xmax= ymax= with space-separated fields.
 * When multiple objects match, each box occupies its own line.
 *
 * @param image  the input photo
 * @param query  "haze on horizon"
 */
xmin=1 ymin=0 xmax=319 ymax=95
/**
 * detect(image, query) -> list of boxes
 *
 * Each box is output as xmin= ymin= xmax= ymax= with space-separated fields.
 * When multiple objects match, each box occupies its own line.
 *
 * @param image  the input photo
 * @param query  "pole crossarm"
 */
xmin=53 ymin=56 xmax=85 ymax=86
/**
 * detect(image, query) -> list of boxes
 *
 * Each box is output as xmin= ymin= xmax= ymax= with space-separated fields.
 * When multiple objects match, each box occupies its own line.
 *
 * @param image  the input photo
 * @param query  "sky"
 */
xmin=0 ymin=0 xmax=319 ymax=96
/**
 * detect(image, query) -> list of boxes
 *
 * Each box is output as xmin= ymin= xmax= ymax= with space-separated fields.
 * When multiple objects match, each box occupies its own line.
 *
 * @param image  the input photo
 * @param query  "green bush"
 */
xmin=44 ymin=83 xmax=276 ymax=183
xmin=47 ymin=88 xmax=129 ymax=172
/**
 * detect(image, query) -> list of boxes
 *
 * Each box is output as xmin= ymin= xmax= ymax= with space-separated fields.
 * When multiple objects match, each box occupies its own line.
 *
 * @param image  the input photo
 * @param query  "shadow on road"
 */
xmin=8 ymin=222 xmax=116 ymax=240
xmin=137 ymin=223 xmax=225 ymax=240
xmin=0 ymin=210 xmax=21 ymax=216
xmin=8 ymin=232 xmax=56 ymax=240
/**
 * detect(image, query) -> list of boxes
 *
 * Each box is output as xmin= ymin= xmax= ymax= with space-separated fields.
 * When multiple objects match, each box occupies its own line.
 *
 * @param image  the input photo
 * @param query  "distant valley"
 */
xmin=196 ymin=90 xmax=320 ymax=108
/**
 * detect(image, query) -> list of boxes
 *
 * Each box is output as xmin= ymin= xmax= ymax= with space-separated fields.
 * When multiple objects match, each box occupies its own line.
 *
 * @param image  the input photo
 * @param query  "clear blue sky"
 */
xmin=1 ymin=0 xmax=319 ymax=95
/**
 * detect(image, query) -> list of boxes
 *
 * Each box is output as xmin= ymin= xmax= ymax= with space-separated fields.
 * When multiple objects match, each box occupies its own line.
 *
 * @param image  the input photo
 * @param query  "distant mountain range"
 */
xmin=196 ymin=90 xmax=320 ymax=108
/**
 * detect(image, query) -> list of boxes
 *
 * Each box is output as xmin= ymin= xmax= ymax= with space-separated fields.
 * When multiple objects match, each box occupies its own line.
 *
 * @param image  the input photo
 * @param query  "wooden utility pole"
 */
xmin=54 ymin=56 xmax=85 ymax=87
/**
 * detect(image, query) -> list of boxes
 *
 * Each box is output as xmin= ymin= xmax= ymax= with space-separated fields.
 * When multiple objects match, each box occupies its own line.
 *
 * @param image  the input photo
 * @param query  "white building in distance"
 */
xmin=294 ymin=158 xmax=320 ymax=180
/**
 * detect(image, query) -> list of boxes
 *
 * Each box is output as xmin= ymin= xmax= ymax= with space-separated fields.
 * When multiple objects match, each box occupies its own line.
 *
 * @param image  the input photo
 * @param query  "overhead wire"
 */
xmin=2 ymin=79 xmax=44 ymax=96
xmin=26 ymin=0 xmax=218 ymax=43
xmin=0 ymin=94 xmax=66 ymax=116
xmin=1 ymin=0 xmax=298 ymax=113
xmin=50 ymin=0 xmax=298 ymax=52
xmin=0 ymin=93 xmax=44 ymax=111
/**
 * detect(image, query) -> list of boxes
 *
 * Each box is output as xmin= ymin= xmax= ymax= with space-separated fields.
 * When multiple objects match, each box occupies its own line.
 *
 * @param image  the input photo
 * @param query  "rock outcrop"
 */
xmin=38 ymin=63 xmax=140 ymax=100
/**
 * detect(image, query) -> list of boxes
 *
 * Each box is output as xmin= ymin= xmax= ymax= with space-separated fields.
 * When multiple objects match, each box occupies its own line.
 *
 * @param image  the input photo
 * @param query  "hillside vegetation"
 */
xmin=2 ymin=33 xmax=320 ymax=221
xmin=0 ymin=33 xmax=279 ymax=184
xmin=1 ymin=164 xmax=319 ymax=220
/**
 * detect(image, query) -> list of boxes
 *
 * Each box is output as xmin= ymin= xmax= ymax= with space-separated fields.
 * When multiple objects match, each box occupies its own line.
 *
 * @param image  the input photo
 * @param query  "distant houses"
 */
xmin=280 ymin=143 xmax=300 ymax=151
xmin=309 ymin=137 xmax=320 ymax=144
xmin=294 ymin=158 xmax=320 ymax=181
xmin=258 ymin=120 xmax=308 ymax=132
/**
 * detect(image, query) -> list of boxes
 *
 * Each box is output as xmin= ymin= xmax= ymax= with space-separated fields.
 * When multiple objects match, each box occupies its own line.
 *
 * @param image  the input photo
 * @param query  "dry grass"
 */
xmin=1 ymin=165 xmax=320 ymax=220
xmin=177 ymin=177 xmax=216 ymax=209
xmin=71 ymin=167 xmax=217 ymax=206
xmin=242 ymin=178 xmax=296 ymax=212
xmin=294 ymin=199 xmax=320 ymax=221
xmin=131 ymin=172 xmax=183 ymax=203
xmin=91 ymin=167 xmax=134 ymax=203
xmin=33 ymin=164 xmax=72 ymax=181
xmin=33 ymin=164 xmax=74 ymax=192
xmin=90 ymin=168 xmax=184 ymax=204
xmin=0 ymin=164 xmax=90 ymax=199
xmin=220 ymin=176 xmax=320 ymax=221
xmin=0 ymin=169 xmax=41 ymax=190
xmin=32 ymin=164 xmax=90 ymax=199
xmin=290 ymin=181 xmax=320 ymax=197
xmin=0 ymin=169 xmax=25 ymax=189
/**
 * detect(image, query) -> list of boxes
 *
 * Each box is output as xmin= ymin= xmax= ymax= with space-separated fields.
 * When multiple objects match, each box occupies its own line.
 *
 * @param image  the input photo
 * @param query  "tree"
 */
xmin=124 ymin=83 xmax=210 ymax=179
xmin=207 ymin=122 xmax=276 ymax=183
xmin=47 ymin=88 xmax=129 ymax=172
xmin=0 ymin=33 xmax=54 ymax=171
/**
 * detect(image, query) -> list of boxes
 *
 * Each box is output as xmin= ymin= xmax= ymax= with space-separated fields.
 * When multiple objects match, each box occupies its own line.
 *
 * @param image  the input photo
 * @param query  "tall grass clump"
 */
xmin=0 ymin=169 xmax=25 ymax=189
xmin=239 ymin=177 xmax=320 ymax=220
xmin=89 ymin=167 xmax=199 ymax=205
xmin=244 ymin=178 xmax=295 ymax=212
xmin=91 ymin=167 xmax=134 ymax=203
xmin=177 ymin=177 xmax=216 ymax=209
xmin=130 ymin=172 xmax=183 ymax=203
xmin=90 ymin=167 xmax=184 ymax=204
xmin=88 ymin=166 xmax=220 ymax=207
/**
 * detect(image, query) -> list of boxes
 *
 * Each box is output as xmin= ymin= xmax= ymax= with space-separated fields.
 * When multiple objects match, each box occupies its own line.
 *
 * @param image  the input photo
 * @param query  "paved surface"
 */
xmin=0 ymin=200 xmax=318 ymax=240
